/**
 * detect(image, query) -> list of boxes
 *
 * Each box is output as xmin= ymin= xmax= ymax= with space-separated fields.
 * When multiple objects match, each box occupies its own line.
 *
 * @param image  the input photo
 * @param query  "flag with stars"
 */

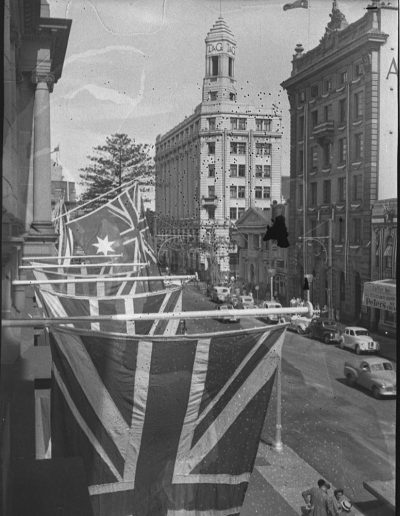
xmin=49 ymin=323 xmax=285 ymax=516
xmin=67 ymin=183 xmax=157 ymax=266
xmin=283 ymin=0 xmax=308 ymax=10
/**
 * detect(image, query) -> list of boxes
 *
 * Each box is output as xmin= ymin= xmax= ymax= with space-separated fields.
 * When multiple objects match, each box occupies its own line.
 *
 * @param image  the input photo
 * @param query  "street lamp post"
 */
xmin=268 ymin=268 xmax=276 ymax=301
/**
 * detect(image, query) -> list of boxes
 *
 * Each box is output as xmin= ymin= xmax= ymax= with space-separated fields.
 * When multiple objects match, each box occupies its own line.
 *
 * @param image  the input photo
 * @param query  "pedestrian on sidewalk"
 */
xmin=302 ymin=479 xmax=334 ymax=516
xmin=331 ymin=488 xmax=354 ymax=515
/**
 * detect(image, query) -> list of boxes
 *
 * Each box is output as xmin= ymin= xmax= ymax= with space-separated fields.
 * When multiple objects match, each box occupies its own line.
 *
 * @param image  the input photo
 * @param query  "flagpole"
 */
xmin=12 ymin=274 xmax=197 ymax=286
xmin=52 ymin=178 xmax=138 ymax=221
xmin=19 ymin=261 xmax=148 ymax=270
xmin=2 ymin=305 xmax=313 ymax=327
xmin=22 ymin=254 xmax=123 ymax=261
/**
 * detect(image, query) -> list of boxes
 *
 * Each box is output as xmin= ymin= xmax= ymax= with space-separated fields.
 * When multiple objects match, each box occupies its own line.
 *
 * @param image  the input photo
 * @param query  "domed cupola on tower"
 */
xmin=202 ymin=17 xmax=237 ymax=103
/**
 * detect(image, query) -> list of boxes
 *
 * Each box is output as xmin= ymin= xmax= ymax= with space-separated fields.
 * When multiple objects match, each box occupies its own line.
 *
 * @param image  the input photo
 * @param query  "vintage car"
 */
xmin=210 ymin=286 xmax=231 ymax=303
xmin=215 ymin=303 xmax=240 ymax=323
xmin=339 ymin=326 xmax=380 ymax=355
xmin=288 ymin=314 xmax=312 ymax=334
xmin=308 ymin=318 xmax=341 ymax=344
xmin=239 ymin=295 xmax=256 ymax=309
xmin=344 ymin=357 xmax=396 ymax=398
xmin=258 ymin=301 xmax=283 ymax=324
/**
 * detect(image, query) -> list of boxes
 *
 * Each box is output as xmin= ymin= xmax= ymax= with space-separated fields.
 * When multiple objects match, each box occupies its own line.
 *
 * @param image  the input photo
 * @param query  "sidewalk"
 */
xmin=242 ymin=438 xmax=365 ymax=516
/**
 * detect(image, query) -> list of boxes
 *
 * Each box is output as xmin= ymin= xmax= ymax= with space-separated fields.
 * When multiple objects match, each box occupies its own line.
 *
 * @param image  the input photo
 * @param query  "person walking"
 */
xmin=302 ymin=479 xmax=334 ymax=515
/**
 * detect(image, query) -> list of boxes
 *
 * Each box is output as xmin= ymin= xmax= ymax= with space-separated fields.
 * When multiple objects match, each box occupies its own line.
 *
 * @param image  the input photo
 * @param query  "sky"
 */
xmin=48 ymin=0 xmax=370 ymax=194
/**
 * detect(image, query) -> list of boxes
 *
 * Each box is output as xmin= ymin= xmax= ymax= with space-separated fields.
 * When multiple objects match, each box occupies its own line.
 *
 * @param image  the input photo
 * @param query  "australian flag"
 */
xmin=49 ymin=324 xmax=285 ymax=516
xmin=283 ymin=0 xmax=308 ymax=10
xmin=67 ymin=183 xmax=157 ymax=266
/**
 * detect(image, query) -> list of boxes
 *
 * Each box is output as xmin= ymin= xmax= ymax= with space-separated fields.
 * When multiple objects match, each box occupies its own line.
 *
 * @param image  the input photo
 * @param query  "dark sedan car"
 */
xmin=308 ymin=318 xmax=341 ymax=344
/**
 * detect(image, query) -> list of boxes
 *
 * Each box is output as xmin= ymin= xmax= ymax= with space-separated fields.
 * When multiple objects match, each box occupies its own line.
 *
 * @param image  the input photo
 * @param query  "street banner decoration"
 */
xmin=283 ymin=0 xmax=308 ymax=10
xmin=66 ymin=183 xmax=157 ymax=266
xmin=35 ymin=285 xmax=183 ymax=336
xmin=49 ymin=324 xmax=285 ymax=516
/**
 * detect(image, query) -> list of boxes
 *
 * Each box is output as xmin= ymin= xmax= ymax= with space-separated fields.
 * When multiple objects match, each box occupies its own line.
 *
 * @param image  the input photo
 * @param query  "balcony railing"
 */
xmin=201 ymin=195 xmax=218 ymax=207
xmin=312 ymin=121 xmax=334 ymax=138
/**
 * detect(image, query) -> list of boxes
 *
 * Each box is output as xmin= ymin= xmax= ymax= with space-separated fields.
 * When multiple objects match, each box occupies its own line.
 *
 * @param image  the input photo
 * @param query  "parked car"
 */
xmin=210 ymin=286 xmax=230 ymax=303
xmin=239 ymin=295 xmax=255 ymax=309
xmin=339 ymin=327 xmax=380 ymax=355
xmin=288 ymin=314 xmax=312 ymax=334
xmin=215 ymin=303 xmax=240 ymax=323
xmin=344 ymin=357 xmax=396 ymax=398
xmin=258 ymin=301 xmax=283 ymax=324
xmin=308 ymin=318 xmax=341 ymax=344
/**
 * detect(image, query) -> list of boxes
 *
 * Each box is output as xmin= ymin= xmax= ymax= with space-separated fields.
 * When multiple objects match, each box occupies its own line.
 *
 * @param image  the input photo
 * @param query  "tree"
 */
xmin=78 ymin=133 xmax=154 ymax=210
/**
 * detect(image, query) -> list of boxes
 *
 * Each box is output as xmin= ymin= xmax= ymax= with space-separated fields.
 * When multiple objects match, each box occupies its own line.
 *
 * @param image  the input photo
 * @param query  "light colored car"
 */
xmin=239 ymin=295 xmax=255 ymax=309
xmin=289 ymin=314 xmax=312 ymax=334
xmin=344 ymin=357 xmax=396 ymax=398
xmin=216 ymin=303 xmax=240 ymax=323
xmin=339 ymin=327 xmax=380 ymax=355
xmin=258 ymin=301 xmax=283 ymax=324
xmin=210 ymin=286 xmax=230 ymax=303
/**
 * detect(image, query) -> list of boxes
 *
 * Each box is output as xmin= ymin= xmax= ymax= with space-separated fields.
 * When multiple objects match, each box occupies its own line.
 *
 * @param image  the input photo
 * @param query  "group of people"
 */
xmin=302 ymin=479 xmax=354 ymax=515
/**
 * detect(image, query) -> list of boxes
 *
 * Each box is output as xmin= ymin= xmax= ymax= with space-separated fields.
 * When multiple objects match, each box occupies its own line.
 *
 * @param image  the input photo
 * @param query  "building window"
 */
xmin=229 ymin=57 xmax=234 ymax=77
xmin=384 ymin=236 xmax=393 ymax=270
xmin=255 ymin=186 xmax=262 ymax=199
xmin=354 ymin=62 xmax=363 ymax=78
xmin=299 ymin=116 xmax=304 ymax=139
xmin=339 ymin=98 xmax=346 ymax=124
xmin=238 ymin=186 xmax=245 ymax=198
xmin=230 ymin=118 xmax=238 ymax=130
xmin=323 ymin=180 xmax=331 ymax=203
xmin=352 ymin=174 xmax=362 ymax=200
xmin=311 ymin=84 xmax=319 ymax=98
xmin=230 ymin=207 xmax=237 ymax=219
xmin=310 ymin=182 xmax=317 ymax=205
xmin=230 ymin=164 xmax=237 ymax=177
xmin=354 ymin=92 xmax=362 ymax=119
xmin=229 ymin=92 xmax=236 ymax=101
xmin=255 ymin=165 xmax=263 ymax=178
xmin=208 ymin=118 xmax=216 ymax=130
xmin=338 ymin=138 xmax=347 ymax=163
xmin=354 ymin=133 xmax=363 ymax=160
xmin=263 ymin=186 xmax=270 ymax=199
xmin=238 ymin=164 xmax=246 ymax=177
xmin=230 ymin=142 xmax=246 ymax=154
xmin=238 ymin=118 xmax=247 ymax=130
xmin=339 ymin=70 xmax=347 ymax=85
xmin=298 ymin=184 xmax=303 ymax=207
xmin=263 ymin=165 xmax=271 ymax=177
xmin=208 ymin=185 xmax=215 ymax=197
xmin=323 ymin=142 xmax=332 ymax=167
xmin=338 ymin=217 xmax=345 ymax=243
xmin=324 ymin=105 xmax=329 ymax=122
xmin=255 ymin=143 xmax=272 ymax=156
xmin=253 ymin=234 xmax=261 ymax=250
xmin=211 ymin=56 xmax=219 ymax=76
xmin=208 ymin=142 xmax=215 ymax=154
xmin=230 ymin=185 xmax=237 ymax=198
xmin=338 ymin=177 xmax=346 ymax=201
xmin=209 ymin=91 xmax=218 ymax=101
xmin=299 ymin=90 xmax=305 ymax=103
xmin=352 ymin=218 xmax=362 ymax=244
xmin=238 ymin=207 xmax=245 ymax=218
xmin=208 ymin=164 xmax=215 ymax=177
xmin=323 ymin=78 xmax=332 ymax=93
xmin=311 ymin=110 xmax=318 ymax=128
xmin=299 ymin=149 xmax=304 ymax=172
xmin=207 ymin=207 xmax=215 ymax=220
xmin=311 ymin=146 xmax=318 ymax=170
xmin=340 ymin=271 xmax=345 ymax=300
xmin=256 ymin=119 xmax=271 ymax=131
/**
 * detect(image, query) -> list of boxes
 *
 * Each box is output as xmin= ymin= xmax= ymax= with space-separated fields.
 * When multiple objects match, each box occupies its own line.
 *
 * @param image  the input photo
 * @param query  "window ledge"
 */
xmin=337 ymin=163 xmax=346 ymax=170
xmin=336 ymin=85 xmax=345 ymax=93
xmin=352 ymin=77 xmax=361 ymax=84
xmin=321 ymin=92 xmax=330 ymax=98
xmin=321 ymin=167 xmax=331 ymax=174
xmin=352 ymin=119 xmax=363 ymax=126
xmin=352 ymin=161 xmax=362 ymax=168
xmin=337 ymin=124 xmax=346 ymax=131
xmin=350 ymin=202 xmax=362 ymax=209
xmin=309 ymin=98 xmax=316 ymax=104
xmin=349 ymin=245 xmax=361 ymax=249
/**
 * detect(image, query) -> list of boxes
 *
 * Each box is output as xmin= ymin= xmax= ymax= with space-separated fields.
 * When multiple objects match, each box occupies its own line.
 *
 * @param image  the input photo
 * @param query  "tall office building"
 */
xmin=155 ymin=17 xmax=282 ymax=281
xmin=281 ymin=0 xmax=398 ymax=322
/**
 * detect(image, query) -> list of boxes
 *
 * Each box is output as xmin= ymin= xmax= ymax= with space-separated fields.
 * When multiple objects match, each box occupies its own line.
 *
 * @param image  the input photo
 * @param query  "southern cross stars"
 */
xmin=93 ymin=235 xmax=116 ymax=255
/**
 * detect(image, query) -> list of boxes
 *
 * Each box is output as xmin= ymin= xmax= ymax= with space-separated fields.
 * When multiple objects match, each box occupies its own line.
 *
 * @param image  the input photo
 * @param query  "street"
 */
xmin=183 ymin=285 xmax=396 ymax=514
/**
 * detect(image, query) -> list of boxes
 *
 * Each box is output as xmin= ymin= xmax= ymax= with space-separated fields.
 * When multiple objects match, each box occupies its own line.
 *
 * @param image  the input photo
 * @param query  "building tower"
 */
xmin=202 ymin=17 xmax=237 ymax=102
xmin=155 ymin=17 xmax=282 ymax=283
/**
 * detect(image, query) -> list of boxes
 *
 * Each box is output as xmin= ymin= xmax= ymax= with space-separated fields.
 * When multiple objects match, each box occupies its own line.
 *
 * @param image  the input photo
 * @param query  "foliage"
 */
xmin=78 ymin=133 xmax=154 ymax=211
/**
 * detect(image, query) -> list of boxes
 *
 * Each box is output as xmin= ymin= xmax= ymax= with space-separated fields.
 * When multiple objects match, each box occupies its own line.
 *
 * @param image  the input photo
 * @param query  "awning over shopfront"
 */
xmin=362 ymin=279 xmax=396 ymax=312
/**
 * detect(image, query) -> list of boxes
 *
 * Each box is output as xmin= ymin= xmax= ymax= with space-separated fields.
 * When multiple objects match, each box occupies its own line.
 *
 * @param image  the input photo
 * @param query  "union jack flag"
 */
xmin=67 ymin=184 xmax=157 ymax=266
xmin=49 ymin=324 xmax=285 ymax=516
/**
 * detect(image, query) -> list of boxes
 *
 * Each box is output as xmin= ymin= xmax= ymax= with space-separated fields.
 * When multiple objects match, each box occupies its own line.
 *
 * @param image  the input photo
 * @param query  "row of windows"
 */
xmin=229 ymin=207 xmax=270 ymax=221
xmin=207 ymin=142 xmax=272 ymax=155
xmin=298 ymin=92 xmax=363 ymax=137
xmin=298 ymin=61 xmax=364 ymax=102
xmin=303 ymin=218 xmax=363 ymax=245
xmin=207 ymin=91 xmax=236 ymax=101
xmin=207 ymin=164 xmax=271 ymax=178
xmin=207 ymin=55 xmax=234 ymax=77
xmin=207 ymin=118 xmax=272 ymax=131
xmin=297 ymin=174 xmax=363 ymax=206
xmin=298 ymin=134 xmax=363 ymax=170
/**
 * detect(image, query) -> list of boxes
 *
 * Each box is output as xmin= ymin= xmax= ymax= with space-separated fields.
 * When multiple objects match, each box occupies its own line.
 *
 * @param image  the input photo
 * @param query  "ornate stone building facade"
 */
xmin=155 ymin=17 xmax=282 ymax=282
xmin=281 ymin=0 xmax=398 ymax=323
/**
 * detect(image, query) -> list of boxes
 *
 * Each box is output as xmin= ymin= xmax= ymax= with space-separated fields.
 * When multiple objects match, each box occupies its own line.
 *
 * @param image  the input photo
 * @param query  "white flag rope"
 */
xmin=1 ymin=305 xmax=313 ymax=328
xmin=12 ymin=274 xmax=197 ymax=286
xmin=22 ymin=254 xmax=123 ymax=261
xmin=19 ymin=262 xmax=149 ymax=270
